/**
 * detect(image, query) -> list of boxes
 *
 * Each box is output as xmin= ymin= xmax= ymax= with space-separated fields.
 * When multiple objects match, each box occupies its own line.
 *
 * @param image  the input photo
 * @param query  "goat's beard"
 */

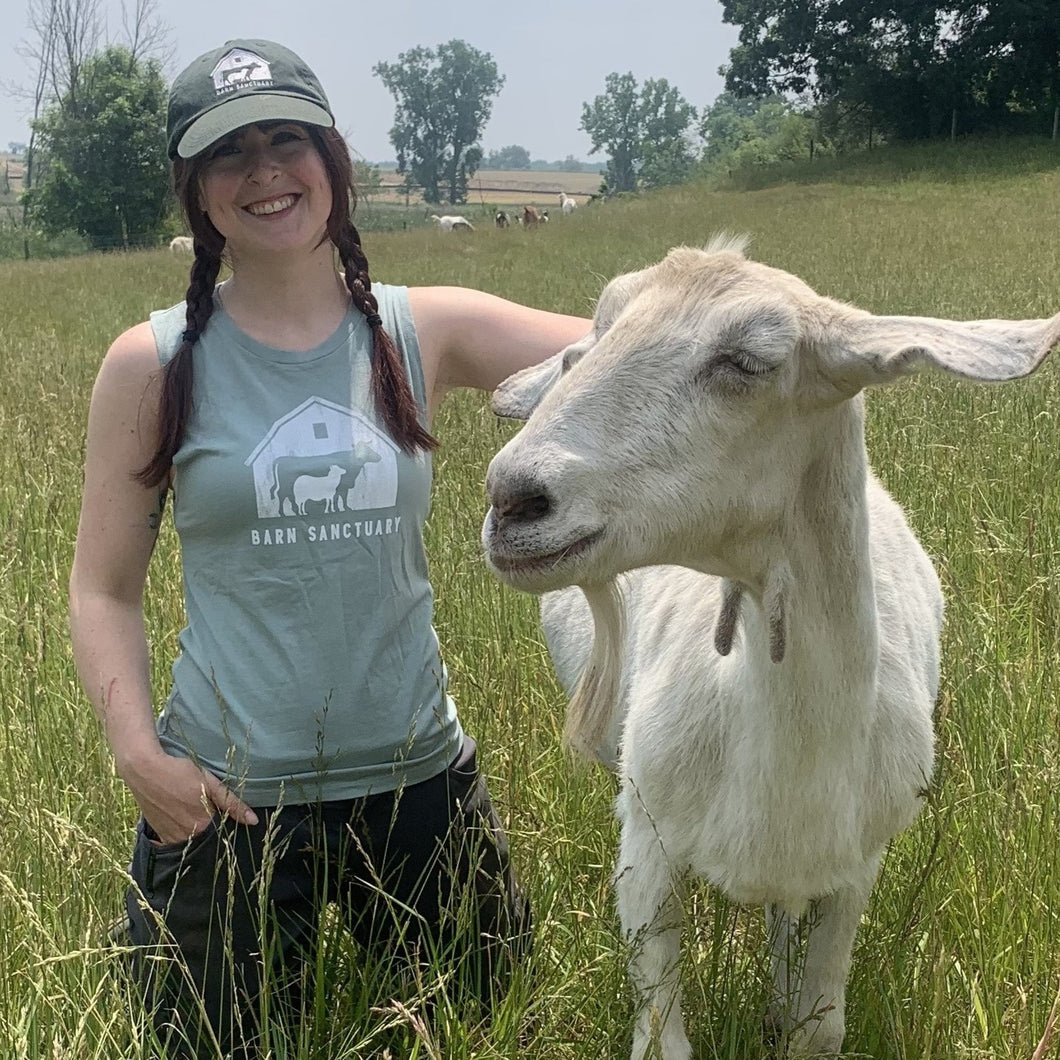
xmin=563 ymin=577 xmax=626 ymax=761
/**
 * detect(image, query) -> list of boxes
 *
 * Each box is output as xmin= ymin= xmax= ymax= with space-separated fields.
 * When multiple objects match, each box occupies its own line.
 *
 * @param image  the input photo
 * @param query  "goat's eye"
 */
xmin=695 ymin=351 xmax=774 ymax=390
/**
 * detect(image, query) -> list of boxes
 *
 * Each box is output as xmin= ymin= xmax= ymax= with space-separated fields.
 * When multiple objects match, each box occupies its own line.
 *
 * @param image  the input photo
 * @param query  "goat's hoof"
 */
xmin=761 ymin=1009 xmax=844 ymax=1057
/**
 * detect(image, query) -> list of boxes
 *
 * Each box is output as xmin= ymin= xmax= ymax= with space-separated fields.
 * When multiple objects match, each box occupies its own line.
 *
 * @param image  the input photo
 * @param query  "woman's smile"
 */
xmin=244 ymin=194 xmax=299 ymax=216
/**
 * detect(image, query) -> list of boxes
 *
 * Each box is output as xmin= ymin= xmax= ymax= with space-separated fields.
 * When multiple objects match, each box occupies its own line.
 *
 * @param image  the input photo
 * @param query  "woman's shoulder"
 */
xmin=90 ymin=320 xmax=164 ymax=418
xmin=105 ymin=320 xmax=161 ymax=372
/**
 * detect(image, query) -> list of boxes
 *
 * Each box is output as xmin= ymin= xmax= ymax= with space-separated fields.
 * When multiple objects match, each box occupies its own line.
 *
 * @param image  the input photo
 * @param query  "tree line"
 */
xmin=7 ymin=1 xmax=1059 ymax=254
xmin=723 ymin=0 xmax=1060 ymax=144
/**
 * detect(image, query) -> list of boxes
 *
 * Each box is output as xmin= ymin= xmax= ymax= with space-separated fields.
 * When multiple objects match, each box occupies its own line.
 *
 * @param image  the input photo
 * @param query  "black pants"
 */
xmin=126 ymin=736 xmax=530 ymax=1058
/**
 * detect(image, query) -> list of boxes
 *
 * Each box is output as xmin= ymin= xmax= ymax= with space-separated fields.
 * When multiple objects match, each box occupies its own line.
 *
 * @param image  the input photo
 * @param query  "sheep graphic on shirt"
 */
xmin=292 ymin=464 xmax=344 ymax=515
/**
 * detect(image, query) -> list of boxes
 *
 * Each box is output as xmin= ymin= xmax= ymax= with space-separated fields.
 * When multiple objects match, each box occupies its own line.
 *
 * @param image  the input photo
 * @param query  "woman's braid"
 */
xmin=337 ymin=220 xmax=437 ymax=454
xmin=135 ymin=241 xmax=221 ymax=486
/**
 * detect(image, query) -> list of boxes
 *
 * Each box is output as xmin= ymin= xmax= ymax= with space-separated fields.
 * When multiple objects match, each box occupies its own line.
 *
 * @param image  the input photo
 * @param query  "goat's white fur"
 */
xmin=169 ymin=235 xmax=193 ymax=253
xmin=482 ymin=237 xmax=1060 ymax=1058
xmin=429 ymin=213 xmax=474 ymax=232
xmin=559 ymin=190 xmax=578 ymax=214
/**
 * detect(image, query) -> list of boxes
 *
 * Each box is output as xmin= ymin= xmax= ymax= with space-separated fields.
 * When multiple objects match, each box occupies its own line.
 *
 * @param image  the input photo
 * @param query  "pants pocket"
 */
xmin=128 ymin=814 xmax=221 ymax=917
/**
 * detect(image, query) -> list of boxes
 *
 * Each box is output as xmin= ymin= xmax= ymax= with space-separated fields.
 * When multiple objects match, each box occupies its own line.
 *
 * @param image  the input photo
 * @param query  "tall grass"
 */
xmin=1 ymin=146 xmax=1058 ymax=1058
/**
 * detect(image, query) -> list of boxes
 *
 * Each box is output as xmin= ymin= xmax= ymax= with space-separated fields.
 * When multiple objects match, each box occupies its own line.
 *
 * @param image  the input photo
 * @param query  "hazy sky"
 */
xmin=1 ymin=0 xmax=741 ymax=163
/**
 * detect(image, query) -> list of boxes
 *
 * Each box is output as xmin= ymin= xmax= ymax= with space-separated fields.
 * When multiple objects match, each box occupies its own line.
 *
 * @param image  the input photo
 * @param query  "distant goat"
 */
xmin=495 ymin=209 xmax=510 ymax=229
xmin=482 ymin=236 xmax=1060 ymax=1059
xmin=559 ymin=191 xmax=578 ymax=214
xmin=430 ymin=214 xmax=474 ymax=232
xmin=522 ymin=205 xmax=544 ymax=228
xmin=169 ymin=235 xmax=193 ymax=254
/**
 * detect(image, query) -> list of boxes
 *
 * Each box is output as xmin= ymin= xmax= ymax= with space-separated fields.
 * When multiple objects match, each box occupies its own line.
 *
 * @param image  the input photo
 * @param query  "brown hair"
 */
xmin=136 ymin=124 xmax=437 ymax=487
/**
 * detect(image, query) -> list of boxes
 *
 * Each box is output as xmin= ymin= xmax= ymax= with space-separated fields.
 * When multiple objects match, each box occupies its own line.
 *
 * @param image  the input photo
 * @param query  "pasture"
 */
xmin=1 ymin=144 xmax=1058 ymax=1058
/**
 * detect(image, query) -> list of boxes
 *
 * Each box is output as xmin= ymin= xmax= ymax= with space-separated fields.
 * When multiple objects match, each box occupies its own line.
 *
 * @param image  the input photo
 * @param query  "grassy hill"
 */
xmin=0 ymin=137 xmax=1058 ymax=1058
xmin=718 ymin=134 xmax=1060 ymax=190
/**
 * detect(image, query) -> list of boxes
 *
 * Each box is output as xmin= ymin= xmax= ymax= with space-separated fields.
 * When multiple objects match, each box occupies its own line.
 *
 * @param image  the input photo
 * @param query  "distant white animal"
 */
xmin=430 ymin=214 xmax=474 ymax=232
xmin=293 ymin=464 xmax=344 ymax=515
xmin=559 ymin=191 xmax=578 ymax=214
xmin=482 ymin=236 xmax=1060 ymax=1059
xmin=169 ymin=235 xmax=193 ymax=254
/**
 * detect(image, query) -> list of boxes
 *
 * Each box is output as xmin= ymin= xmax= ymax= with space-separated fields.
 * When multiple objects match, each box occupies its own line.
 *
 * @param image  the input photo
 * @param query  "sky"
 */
xmin=1 ymin=0 xmax=742 ymax=163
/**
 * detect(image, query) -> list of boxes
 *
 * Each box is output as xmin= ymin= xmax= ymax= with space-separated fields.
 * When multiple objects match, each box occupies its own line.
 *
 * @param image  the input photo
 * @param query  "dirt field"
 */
xmin=0 ymin=155 xmax=599 ymax=212
xmin=373 ymin=168 xmax=602 ymax=206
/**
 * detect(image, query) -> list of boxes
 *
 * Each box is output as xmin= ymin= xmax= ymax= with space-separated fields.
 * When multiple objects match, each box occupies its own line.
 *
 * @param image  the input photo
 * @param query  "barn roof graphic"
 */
xmin=244 ymin=396 xmax=397 ymax=468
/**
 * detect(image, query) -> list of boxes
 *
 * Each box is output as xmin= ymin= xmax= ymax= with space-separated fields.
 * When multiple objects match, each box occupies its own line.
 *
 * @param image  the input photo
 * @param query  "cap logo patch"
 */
xmin=210 ymin=48 xmax=273 ymax=95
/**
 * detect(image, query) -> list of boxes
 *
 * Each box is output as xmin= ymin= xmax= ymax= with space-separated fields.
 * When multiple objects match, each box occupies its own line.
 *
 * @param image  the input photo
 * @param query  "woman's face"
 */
xmin=197 ymin=122 xmax=333 ymax=258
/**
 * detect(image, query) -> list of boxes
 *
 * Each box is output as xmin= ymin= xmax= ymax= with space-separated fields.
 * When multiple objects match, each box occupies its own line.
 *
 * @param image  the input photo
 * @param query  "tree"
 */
xmin=721 ymin=0 xmax=1060 ymax=144
xmin=963 ymin=0 xmax=1060 ymax=137
xmin=637 ymin=78 xmax=699 ymax=188
xmin=700 ymin=91 xmax=816 ymax=167
xmin=580 ymin=72 xmax=640 ymax=193
xmin=8 ymin=0 xmax=169 ymax=255
xmin=352 ymin=157 xmax=383 ymax=198
xmin=25 ymin=44 xmax=169 ymax=248
xmin=484 ymin=144 xmax=531 ymax=169
xmin=374 ymin=40 xmax=504 ymax=204
xmin=580 ymin=72 xmax=697 ymax=193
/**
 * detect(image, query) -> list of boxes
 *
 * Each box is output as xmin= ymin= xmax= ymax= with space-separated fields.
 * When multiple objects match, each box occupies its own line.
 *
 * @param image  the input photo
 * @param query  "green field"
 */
xmin=1 ymin=140 xmax=1058 ymax=1058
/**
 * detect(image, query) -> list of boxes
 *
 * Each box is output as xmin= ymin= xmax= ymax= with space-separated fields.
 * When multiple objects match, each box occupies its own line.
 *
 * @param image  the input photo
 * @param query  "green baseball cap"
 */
xmin=167 ymin=39 xmax=335 ymax=160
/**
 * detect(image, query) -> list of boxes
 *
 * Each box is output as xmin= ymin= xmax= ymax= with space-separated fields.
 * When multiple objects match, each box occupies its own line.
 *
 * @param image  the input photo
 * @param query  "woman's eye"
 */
xmin=272 ymin=130 xmax=305 ymax=146
xmin=209 ymin=142 xmax=240 ymax=160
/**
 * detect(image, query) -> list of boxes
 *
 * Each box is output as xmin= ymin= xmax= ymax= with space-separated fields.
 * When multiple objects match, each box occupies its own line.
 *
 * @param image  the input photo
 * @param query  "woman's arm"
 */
xmin=69 ymin=322 xmax=257 ymax=843
xmin=408 ymin=286 xmax=592 ymax=415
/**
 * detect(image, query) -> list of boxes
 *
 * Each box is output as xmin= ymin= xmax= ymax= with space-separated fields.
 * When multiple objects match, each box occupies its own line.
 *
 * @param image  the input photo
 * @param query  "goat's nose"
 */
xmin=489 ymin=475 xmax=552 ymax=524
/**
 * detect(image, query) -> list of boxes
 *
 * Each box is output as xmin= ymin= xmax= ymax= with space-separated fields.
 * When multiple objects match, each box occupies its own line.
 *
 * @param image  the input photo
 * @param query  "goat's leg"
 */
xmin=615 ymin=806 xmax=690 ymax=1060
xmin=764 ymin=904 xmax=803 ymax=1043
xmin=780 ymin=869 xmax=877 ymax=1056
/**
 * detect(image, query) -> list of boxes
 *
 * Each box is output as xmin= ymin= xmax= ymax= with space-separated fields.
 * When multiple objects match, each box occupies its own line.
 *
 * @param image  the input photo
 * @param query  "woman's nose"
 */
xmin=246 ymin=148 xmax=280 ymax=184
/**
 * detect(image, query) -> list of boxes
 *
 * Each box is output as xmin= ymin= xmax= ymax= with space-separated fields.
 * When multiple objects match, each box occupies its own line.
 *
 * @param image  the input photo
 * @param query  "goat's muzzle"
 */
xmin=486 ymin=474 xmax=552 ymax=527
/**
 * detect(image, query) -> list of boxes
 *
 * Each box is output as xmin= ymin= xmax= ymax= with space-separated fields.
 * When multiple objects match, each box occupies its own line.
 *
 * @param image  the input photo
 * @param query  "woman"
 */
xmin=68 ymin=38 xmax=590 ymax=1056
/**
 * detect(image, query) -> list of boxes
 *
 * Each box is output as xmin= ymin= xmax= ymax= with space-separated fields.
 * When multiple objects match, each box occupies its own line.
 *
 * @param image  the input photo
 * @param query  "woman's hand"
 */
xmin=122 ymin=750 xmax=259 ymax=845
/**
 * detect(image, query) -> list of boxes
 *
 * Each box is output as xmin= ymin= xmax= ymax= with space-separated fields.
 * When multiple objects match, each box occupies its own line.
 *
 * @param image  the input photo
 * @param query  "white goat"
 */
xmin=169 ymin=235 xmax=193 ymax=254
xmin=559 ymin=191 xmax=578 ymax=214
xmin=429 ymin=213 xmax=474 ymax=232
xmin=482 ymin=237 xmax=1060 ymax=1059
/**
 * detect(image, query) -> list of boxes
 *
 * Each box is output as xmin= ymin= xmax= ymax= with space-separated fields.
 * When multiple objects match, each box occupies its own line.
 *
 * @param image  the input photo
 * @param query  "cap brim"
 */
xmin=176 ymin=93 xmax=334 ymax=158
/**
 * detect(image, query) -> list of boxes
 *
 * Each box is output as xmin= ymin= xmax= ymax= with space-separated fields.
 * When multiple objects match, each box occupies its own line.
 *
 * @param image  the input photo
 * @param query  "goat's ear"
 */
xmin=827 ymin=311 xmax=1060 ymax=392
xmin=491 ymin=329 xmax=594 ymax=420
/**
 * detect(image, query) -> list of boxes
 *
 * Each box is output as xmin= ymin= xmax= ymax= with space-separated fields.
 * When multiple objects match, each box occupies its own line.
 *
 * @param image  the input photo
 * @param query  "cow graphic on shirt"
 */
xmin=246 ymin=397 xmax=399 ymax=519
xmin=270 ymin=444 xmax=382 ymax=516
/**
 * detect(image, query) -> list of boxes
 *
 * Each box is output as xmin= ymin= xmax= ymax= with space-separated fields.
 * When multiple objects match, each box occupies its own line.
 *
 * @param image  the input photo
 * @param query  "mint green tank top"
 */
xmin=150 ymin=284 xmax=462 ymax=805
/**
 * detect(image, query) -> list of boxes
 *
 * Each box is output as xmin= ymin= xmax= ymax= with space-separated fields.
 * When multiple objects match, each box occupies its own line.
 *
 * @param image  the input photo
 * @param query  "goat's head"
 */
xmin=483 ymin=236 xmax=1060 ymax=596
